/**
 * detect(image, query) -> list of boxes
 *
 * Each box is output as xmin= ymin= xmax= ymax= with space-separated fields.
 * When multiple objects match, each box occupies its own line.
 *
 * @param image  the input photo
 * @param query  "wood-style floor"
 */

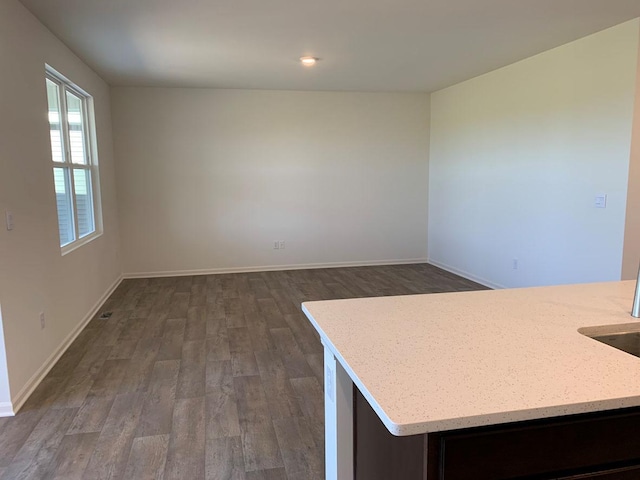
xmin=0 ymin=264 xmax=485 ymax=480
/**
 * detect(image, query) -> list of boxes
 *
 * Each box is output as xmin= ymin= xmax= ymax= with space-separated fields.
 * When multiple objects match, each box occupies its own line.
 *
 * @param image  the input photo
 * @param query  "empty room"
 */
xmin=1 ymin=0 xmax=640 ymax=479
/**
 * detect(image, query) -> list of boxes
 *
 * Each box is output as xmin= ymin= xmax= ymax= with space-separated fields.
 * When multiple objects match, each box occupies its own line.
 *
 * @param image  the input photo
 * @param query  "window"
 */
xmin=45 ymin=67 xmax=100 ymax=251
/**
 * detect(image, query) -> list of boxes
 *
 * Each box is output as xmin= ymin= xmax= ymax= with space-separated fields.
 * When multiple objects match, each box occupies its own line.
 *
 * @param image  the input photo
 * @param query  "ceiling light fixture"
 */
xmin=300 ymin=56 xmax=319 ymax=67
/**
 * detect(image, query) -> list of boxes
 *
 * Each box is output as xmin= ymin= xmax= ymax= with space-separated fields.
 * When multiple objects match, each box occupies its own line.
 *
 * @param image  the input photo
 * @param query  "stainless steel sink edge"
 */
xmin=578 ymin=322 xmax=640 ymax=338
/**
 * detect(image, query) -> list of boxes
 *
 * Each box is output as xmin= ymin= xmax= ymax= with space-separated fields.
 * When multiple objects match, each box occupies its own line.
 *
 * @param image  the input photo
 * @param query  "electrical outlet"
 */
xmin=273 ymin=241 xmax=279 ymax=250
xmin=325 ymin=364 xmax=335 ymax=403
xmin=279 ymin=240 xmax=285 ymax=250
xmin=5 ymin=210 xmax=13 ymax=231
xmin=40 ymin=312 xmax=45 ymax=330
xmin=512 ymin=259 xmax=518 ymax=270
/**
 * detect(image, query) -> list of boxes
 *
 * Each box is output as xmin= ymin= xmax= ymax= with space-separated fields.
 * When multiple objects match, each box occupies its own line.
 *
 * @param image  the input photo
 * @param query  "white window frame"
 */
xmin=45 ymin=65 xmax=103 ymax=255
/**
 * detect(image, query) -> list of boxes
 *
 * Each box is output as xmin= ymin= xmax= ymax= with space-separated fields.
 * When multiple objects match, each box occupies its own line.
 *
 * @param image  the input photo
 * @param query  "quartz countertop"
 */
xmin=302 ymin=280 xmax=640 ymax=436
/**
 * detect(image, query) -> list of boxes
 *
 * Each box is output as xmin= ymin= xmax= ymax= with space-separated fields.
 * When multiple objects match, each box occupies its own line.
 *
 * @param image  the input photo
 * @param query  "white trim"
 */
xmin=122 ymin=258 xmax=430 ymax=279
xmin=323 ymin=344 xmax=354 ymax=480
xmin=61 ymin=231 xmax=102 ymax=256
xmin=9 ymin=275 xmax=123 ymax=415
xmin=427 ymin=258 xmax=505 ymax=290
xmin=0 ymin=402 xmax=14 ymax=417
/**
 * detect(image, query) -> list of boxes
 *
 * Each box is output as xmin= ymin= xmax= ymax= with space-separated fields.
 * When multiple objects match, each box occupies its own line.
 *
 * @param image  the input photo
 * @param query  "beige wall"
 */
xmin=0 ymin=0 xmax=122 ymax=412
xmin=622 ymin=27 xmax=640 ymax=280
xmin=112 ymin=88 xmax=430 ymax=276
xmin=429 ymin=20 xmax=640 ymax=289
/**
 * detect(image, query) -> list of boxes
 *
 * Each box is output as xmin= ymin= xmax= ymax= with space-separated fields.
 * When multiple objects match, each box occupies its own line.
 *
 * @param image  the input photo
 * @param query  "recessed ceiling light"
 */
xmin=300 ymin=56 xmax=319 ymax=67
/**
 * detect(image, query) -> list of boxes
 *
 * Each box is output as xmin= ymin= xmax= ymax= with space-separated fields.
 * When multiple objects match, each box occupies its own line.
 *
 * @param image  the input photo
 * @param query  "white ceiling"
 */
xmin=19 ymin=0 xmax=640 ymax=92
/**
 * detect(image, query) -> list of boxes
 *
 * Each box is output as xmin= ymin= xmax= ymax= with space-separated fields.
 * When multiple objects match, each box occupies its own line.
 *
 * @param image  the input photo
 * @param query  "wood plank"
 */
xmin=273 ymin=416 xmax=323 ymax=480
xmin=157 ymin=318 xmax=186 ymax=361
xmin=164 ymin=397 xmax=206 ymax=479
xmin=228 ymin=327 xmax=253 ymax=353
xmin=74 ymin=345 xmax=113 ymax=378
xmin=175 ymin=276 xmax=193 ymax=293
xmin=225 ymin=297 xmax=246 ymax=328
xmin=233 ymin=376 xmax=283 ymax=472
xmin=133 ymin=291 xmax=157 ymax=310
xmin=122 ymin=434 xmax=169 ymax=480
xmin=136 ymin=360 xmax=180 ymax=437
xmin=51 ymin=369 xmax=95 ymax=409
xmin=205 ymin=436 xmax=246 ymax=480
xmin=83 ymin=392 xmax=146 ymax=480
xmin=305 ymin=353 xmax=324 ymax=385
xmin=66 ymin=395 xmax=116 ymax=435
xmin=239 ymin=292 xmax=259 ymax=316
xmin=245 ymin=468 xmax=287 ymax=480
xmin=283 ymin=313 xmax=323 ymax=354
xmin=289 ymin=377 xmax=325 ymax=448
xmin=206 ymin=294 xmax=225 ymax=318
xmin=269 ymin=289 xmax=299 ymax=315
xmin=244 ymin=313 xmax=275 ymax=353
xmin=206 ymin=360 xmax=234 ymax=395
xmin=256 ymin=299 xmax=287 ymax=329
xmin=0 ymin=410 xmax=47 ymax=467
xmin=46 ymin=328 xmax=102 ymax=377
xmin=176 ymin=340 xmax=206 ymax=399
xmin=206 ymin=386 xmax=241 ymax=439
xmin=46 ymin=432 xmax=100 ymax=480
xmin=107 ymin=339 xmax=139 ymax=360
xmin=254 ymin=351 xmax=303 ymax=419
xmin=143 ymin=312 xmax=168 ymax=339
xmin=193 ymin=275 xmax=206 ymax=285
xmin=65 ymin=358 xmax=130 ymax=434
xmin=206 ymin=319 xmax=231 ymax=361
xmin=231 ymin=352 xmax=259 ymax=378
xmin=167 ymin=292 xmax=190 ymax=318
xmin=221 ymin=276 xmax=239 ymax=299
xmin=248 ymin=278 xmax=271 ymax=300
xmin=185 ymin=305 xmax=206 ymax=341
xmin=117 ymin=318 xmax=147 ymax=342
xmin=270 ymin=328 xmax=314 ymax=379
xmin=84 ymin=359 xmax=129 ymax=398
xmin=0 ymin=408 xmax=78 ymax=480
xmin=189 ymin=284 xmax=207 ymax=307
xmin=118 ymin=337 xmax=161 ymax=393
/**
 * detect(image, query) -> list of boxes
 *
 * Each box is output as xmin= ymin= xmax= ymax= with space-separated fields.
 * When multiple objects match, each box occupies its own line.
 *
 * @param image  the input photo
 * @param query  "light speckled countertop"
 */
xmin=302 ymin=280 xmax=640 ymax=436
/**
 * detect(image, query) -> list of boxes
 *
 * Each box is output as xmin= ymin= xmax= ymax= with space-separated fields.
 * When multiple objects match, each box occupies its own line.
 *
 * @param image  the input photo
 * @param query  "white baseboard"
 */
xmin=0 ymin=401 xmax=14 ymax=417
xmin=123 ymin=258 xmax=430 ymax=279
xmin=427 ymin=259 xmax=505 ymax=290
xmin=9 ymin=275 xmax=123 ymax=415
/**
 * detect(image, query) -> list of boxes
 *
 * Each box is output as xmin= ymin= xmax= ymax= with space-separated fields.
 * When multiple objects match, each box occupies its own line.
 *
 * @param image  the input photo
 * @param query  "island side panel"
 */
xmin=354 ymin=388 xmax=426 ymax=480
xmin=324 ymin=343 xmax=354 ymax=480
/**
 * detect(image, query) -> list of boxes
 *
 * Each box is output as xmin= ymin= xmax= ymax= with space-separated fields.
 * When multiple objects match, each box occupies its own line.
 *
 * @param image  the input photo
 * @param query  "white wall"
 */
xmin=428 ymin=20 xmax=640 ymax=289
xmin=0 ymin=0 xmax=122 ymax=412
xmin=622 ymin=26 xmax=640 ymax=280
xmin=0 ymin=306 xmax=11 ymax=414
xmin=112 ymin=88 xmax=430 ymax=276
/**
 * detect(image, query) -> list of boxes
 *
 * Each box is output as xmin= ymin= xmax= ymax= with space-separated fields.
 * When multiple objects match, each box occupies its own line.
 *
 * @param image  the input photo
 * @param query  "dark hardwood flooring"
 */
xmin=0 ymin=264 xmax=485 ymax=480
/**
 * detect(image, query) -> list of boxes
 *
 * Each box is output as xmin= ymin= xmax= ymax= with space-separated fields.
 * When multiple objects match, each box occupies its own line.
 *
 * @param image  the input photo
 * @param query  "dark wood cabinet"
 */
xmin=557 ymin=465 xmax=640 ymax=479
xmin=354 ymin=388 xmax=640 ymax=480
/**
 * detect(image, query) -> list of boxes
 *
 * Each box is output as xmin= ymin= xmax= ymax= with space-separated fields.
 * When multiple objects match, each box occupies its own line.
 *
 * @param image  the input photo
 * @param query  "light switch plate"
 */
xmin=595 ymin=194 xmax=607 ymax=209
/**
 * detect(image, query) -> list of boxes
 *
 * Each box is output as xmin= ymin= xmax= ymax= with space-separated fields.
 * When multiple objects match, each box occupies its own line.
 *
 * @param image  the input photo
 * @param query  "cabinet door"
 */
xmin=556 ymin=464 xmax=640 ymax=479
xmin=438 ymin=408 xmax=640 ymax=480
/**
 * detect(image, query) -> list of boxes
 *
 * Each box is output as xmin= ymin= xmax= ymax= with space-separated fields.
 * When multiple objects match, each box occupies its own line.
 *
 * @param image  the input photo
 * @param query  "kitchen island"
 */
xmin=302 ymin=280 xmax=640 ymax=479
